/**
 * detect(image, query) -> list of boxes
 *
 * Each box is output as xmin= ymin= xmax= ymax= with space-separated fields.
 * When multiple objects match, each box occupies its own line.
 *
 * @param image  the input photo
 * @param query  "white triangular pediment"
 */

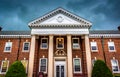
xmin=40 ymin=14 xmax=81 ymax=25
xmin=29 ymin=8 xmax=92 ymax=28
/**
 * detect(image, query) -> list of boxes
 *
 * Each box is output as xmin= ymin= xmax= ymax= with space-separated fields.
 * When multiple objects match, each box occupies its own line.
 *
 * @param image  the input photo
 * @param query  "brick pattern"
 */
xmin=0 ymin=37 xmax=120 ymax=77
xmin=0 ymin=38 xmax=30 ymax=75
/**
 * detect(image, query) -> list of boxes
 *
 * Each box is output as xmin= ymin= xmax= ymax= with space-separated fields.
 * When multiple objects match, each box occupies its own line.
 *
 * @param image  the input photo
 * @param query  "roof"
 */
xmin=28 ymin=8 xmax=92 ymax=28
xmin=0 ymin=31 xmax=31 ymax=35
xmin=90 ymin=30 xmax=120 ymax=34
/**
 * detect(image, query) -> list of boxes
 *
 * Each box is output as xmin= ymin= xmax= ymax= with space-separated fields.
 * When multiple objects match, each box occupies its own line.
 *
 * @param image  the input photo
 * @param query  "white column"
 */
xmin=67 ymin=35 xmax=73 ymax=77
xmin=28 ymin=35 xmax=36 ymax=77
xmin=85 ymin=35 xmax=92 ymax=77
xmin=48 ymin=35 xmax=54 ymax=77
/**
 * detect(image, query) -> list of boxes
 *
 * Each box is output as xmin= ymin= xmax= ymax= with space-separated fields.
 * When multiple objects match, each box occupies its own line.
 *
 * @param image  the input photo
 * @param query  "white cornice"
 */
xmin=0 ymin=35 xmax=31 ymax=38
xmin=31 ymin=28 xmax=89 ymax=35
xmin=89 ymin=34 xmax=120 ymax=38
xmin=28 ymin=8 xmax=92 ymax=29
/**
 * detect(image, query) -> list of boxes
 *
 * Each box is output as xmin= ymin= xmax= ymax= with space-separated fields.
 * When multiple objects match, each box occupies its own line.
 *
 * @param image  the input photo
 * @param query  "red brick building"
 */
xmin=0 ymin=8 xmax=120 ymax=77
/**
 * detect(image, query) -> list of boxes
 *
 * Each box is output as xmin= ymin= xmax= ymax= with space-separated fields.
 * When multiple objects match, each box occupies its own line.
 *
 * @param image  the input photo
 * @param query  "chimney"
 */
xmin=118 ymin=26 xmax=120 ymax=31
xmin=0 ymin=26 xmax=2 ymax=31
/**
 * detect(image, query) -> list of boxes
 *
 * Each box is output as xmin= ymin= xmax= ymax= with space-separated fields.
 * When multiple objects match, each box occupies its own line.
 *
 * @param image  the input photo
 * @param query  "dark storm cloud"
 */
xmin=0 ymin=0 xmax=120 ymax=30
xmin=66 ymin=0 xmax=120 ymax=30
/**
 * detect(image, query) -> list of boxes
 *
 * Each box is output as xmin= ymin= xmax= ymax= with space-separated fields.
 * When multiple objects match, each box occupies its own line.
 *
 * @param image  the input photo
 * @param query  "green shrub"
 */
xmin=92 ymin=60 xmax=113 ymax=77
xmin=5 ymin=61 xmax=26 ymax=77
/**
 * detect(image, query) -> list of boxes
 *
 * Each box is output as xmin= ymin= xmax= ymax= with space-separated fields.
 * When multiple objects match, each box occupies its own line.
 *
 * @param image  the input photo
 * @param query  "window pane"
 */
xmin=109 ymin=46 xmax=114 ymax=50
xmin=92 ymin=46 xmax=97 ymax=50
xmin=24 ymin=43 xmax=29 ymax=50
xmin=74 ymin=59 xmax=81 ymax=72
xmin=5 ymin=42 xmax=12 ymax=51
xmin=111 ymin=60 xmax=119 ymax=72
xmin=40 ymin=59 xmax=47 ymax=72
xmin=41 ymin=39 xmax=47 ymax=48
xmin=42 ymin=39 xmax=47 ymax=43
xmin=73 ymin=39 xmax=78 ymax=43
xmin=57 ymin=38 xmax=64 ymax=49
xmin=1 ymin=60 xmax=9 ymax=73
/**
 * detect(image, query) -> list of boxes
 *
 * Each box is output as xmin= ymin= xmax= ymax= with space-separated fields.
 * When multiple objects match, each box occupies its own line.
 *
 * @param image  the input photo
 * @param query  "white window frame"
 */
xmin=111 ymin=59 xmax=120 ymax=73
xmin=22 ymin=42 xmax=30 ymax=52
xmin=0 ymin=60 xmax=9 ymax=74
xmin=21 ymin=60 xmax=28 ymax=73
xmin=72 ymin=38 xmax=80 ymax=49
xmin=56 ymin=38 xmax=64 ymax=49
xmin=73 ymin=58 xmax=82 ymax=73
xmin=39 ymin=58 xmax=47 ymax=73
xmin=90 ymin=42 xmax=98 ymax=52
xmin=41 ymin=38 xmax=48 ymax=49
xmin=4 ymin=42 xmax=12 ymax=52
xmin=108 ymin=42 xmax=116 ymax=52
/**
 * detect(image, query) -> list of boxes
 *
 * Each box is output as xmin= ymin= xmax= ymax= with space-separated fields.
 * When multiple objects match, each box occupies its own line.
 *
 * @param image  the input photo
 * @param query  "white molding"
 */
xmin=31 ymin=28 xmax=89 ymax=35
xmin=0 ymin=35 xmax=31 ymax=38
xmin=89 ymin=34 xmax=120 ymax=38
xmin=28 ymin=8 xmax=92 ymax=28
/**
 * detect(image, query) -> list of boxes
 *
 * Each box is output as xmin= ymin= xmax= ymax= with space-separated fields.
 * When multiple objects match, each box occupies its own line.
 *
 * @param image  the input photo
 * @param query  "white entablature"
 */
xmin=28 ymin=8 xmax=92 ymax=35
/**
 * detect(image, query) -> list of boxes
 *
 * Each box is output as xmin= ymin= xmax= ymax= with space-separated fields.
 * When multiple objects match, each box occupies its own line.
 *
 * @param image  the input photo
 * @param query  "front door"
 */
xmin=54 ymin=61 xmax=66 ymax=77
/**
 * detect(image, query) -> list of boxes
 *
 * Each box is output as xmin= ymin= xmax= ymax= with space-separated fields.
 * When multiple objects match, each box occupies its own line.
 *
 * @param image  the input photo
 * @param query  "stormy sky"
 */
xmin=0 ymin=0 xmax=120 ymax=30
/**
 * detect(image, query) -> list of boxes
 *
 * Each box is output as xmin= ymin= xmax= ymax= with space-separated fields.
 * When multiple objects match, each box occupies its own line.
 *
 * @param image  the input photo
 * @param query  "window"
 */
xmin=108 ymin=42 xmax=115 ymax=51
xmin=39 ymin=58 xmax=47 ymax=73
xmin=4 ymin=42 xmax=12 ymax=52
xmin=56 ymin=38 xmax=64 ymax=49
xmin=1 ymin=60 xmax=9 ymax=73
xmin=23 ymin=42 xmax=30 ymax=51
xmin=111 ymin=59 xmax=119 ymax=73
xmin=72 ymin=38 xmax=80 ymax=49
xmin=21 ymin=59 xmax=28 ymax=73
xmin=41 ymin=38 xmax=48 ymax=49
xmin=73 ymin=58 xmax=82 ymax=73
xmin=90 ymin=42 xmax=98 ymax=52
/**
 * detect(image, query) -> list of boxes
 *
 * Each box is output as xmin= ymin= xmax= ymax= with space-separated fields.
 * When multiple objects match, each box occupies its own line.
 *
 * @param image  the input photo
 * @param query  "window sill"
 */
xmin=22 ymin=50 xmax=29 ymax=52
xmin=113 ymin=71 xmax=120 ymax=73
xmin=3 ymin=51 xmax=11 ymax=53
xmin=109 ymin=50 xmax=116 ymax=52
xmin=91 ymin=50 xmax=98 ymax=52
xmin=74 ymin=71 xmax=82 ymax=74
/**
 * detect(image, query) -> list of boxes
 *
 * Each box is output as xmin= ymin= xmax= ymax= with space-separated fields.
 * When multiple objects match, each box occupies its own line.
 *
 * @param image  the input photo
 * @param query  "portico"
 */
xmin=28 ymin=8 xmax=92 ymax=77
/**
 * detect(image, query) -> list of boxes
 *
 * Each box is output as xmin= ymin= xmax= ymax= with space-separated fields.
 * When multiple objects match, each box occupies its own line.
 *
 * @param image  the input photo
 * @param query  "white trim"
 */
xmin=90 ymin=42 xmax=98 ymax=52
xmin=72 ymin=38 xmax=80 ymax=49
xmin=31 ymin=28 xmax=89 ymax=35
xmin=21 ymin=60 xmax=28 ymax=73
xmin=108 ymin=42 xmax=116 ymax=52
xmin=89 ymin=34 xmax=120 ymax=38
xmin=41 ymin=38 xmax=48 ymax=49
xmin=39 ymin=58 xmax=47 ymax=73
xmin=111 ymin=59 xmax=120 ymax=73
xmin=0 ymin=60 xmax=9 ymax=74
xmin=22 ymin=42 xmax=30 ymax=52
xmin=4 ymin=42 xmax=12 ymax=52
xmin=73 ymin=58 xmax=82 ymax=73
